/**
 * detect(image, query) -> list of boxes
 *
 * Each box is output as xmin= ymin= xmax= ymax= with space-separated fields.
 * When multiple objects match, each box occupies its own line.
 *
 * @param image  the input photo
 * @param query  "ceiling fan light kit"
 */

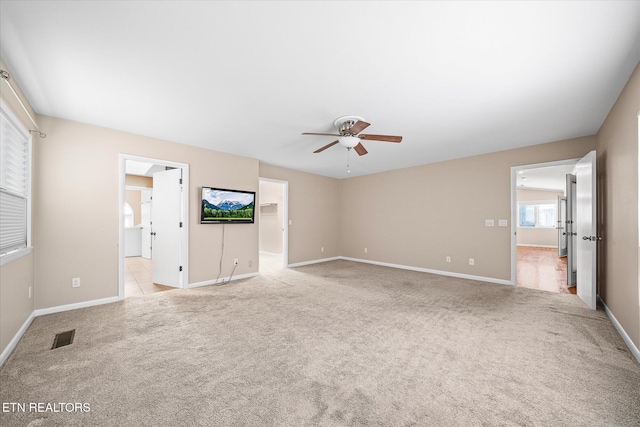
xmin=338 ymin=135 xmax=361 ymax=148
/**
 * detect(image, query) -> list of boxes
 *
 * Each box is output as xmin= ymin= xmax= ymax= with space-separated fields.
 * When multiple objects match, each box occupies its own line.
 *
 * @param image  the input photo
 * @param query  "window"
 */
xmin=0 ymin=101 xmax=31 ymax=264
xmin=518 ymin=201 xmax=556 ymax=228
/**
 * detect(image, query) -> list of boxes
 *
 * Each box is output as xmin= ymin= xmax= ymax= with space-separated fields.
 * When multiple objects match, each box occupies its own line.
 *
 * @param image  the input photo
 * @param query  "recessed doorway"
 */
xmin=119 ymin=154 xmax=189 ymax=299
xmin=258 ymin=178 xmax=288 ymax=273
xmin=511 ymin=159 xmax=578 ymax=294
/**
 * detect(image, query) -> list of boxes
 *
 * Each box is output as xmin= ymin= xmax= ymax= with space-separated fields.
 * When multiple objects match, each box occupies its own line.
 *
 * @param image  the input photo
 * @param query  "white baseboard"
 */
xmin=188 ymin=271 xmax=259 ymax=289
xmin=517 ymin=244 xmax=558 ymax=248
xmin=287 ymin=257 xmax=340 ymax=268
xmin=339 ymin=257 xmax=512 ymax=286
xmin=0 ymin=311 xmax=35 ymax=367
xmin=33 ymin=296 xmax=120 ymax=317
xmin=260 ymin=251 xmax=283 ymax=256
xmin=599 ymin=297 xmax=640 ymax=364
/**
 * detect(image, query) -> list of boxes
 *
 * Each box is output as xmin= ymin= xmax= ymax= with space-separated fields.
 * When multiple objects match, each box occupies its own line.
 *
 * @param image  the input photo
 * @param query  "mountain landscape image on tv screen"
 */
xmin=201 ymin=187 xmax=255 ymax=223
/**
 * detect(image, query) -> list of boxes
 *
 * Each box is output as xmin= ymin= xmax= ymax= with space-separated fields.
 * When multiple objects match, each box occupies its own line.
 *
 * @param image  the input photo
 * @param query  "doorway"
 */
xmin=118 ymin=154 xmax=189 ymax=299
xmin=511 ymin=152 xmax=598 ymax=309
xmin=258 ymin=178 xmax=288 ymax=273
xmin=511 ymin=159 xmax=579 ymax=293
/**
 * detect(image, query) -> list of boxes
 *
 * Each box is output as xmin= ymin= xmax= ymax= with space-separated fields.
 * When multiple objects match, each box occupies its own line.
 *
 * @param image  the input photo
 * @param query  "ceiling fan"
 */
xmin=302 ymin=115 xmax=402 ymax=156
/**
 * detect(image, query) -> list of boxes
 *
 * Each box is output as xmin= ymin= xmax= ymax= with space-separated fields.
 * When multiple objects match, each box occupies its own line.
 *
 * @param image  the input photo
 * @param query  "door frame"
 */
xmin=118 ymin=154 xmax=189 ymax=299
xmin=510 ymin=158 xmax=579 ymax=285
xmin=258 ymin=177 xmax=289 ymax=269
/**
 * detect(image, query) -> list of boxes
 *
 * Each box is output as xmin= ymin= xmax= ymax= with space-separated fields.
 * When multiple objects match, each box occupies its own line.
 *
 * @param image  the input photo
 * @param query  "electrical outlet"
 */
xmin=248 ymin=260 xmax=253 ymax=267
xmin=233 ymin=259 xmax=239 ymax=266
xmin=469 ymin=258 xmax=474 ymax=266
xmin=446 ymin=256 xmax=451 ymax=263
xmin=28 ymin=286 xmax=32 ymax=298
xmin=321 ymin=247 xmax=324 ymax=253
xmin=72 ymin=278 xmax=81 ymax=288
xmin=364 ymin=248 xmax=368 ymax=253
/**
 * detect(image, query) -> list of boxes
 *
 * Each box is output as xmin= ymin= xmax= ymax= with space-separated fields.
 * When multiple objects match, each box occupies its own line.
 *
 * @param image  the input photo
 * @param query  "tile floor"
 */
xmin=516 ymin=246 xmax=573 ymax=294
xmin=124 ymin=257 xmax=175 ymax=298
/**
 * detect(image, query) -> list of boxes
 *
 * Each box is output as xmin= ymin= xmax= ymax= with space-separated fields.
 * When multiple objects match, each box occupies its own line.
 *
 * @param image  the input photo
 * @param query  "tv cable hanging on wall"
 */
xmin=213 ymin=224 xmax=238 ymax=286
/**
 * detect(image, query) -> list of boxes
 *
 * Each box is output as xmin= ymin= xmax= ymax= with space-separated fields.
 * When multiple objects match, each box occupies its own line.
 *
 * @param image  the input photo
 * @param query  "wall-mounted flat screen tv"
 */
xmin=201 ymin=187 xmax=255 ymax=224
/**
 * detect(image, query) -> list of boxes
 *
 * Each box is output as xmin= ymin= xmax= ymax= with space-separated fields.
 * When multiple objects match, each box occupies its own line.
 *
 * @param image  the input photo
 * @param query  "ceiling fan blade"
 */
xmin=353 ymin=143 xmax=368 ymax=156
xmin=349 ymin=121 xmax=371 ymax=135
xmin=302 ymin=132 xmax=341 ymax=137
xmin=359 ymin=134 xmax=403 ymax=143
xmin=313 ymin=140 xmax=339 ymax=153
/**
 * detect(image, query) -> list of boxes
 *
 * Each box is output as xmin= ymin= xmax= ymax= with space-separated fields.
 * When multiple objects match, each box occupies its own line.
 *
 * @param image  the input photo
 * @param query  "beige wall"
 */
xmin=516 ymin=189 xmax=564 ymax=247
xmin=125 ymin=175 xmax=153 ymax=188
xmin=259 ymin=180 xmax=284 ymax=254
xmin=596 ymin=61 xmax=640 ymax=349
xmin=0 ymin=60 xmax=36 ymax=356
xmin=339 ymin=136 xmax=595 ymax=281
xmin=33 ymin=115 xmax=259 ymax=309
xmin=259 ymin=164 xmax=340 ymax=264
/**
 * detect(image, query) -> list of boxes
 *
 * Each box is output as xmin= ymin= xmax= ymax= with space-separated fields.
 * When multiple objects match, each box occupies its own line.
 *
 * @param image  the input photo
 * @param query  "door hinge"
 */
xmin=179 ymin=178 xmax=183 ymax=184
xmin=179 ymin=222 xmax=183 ymax=228
xmin=179 ymin=266 xmax=183 ymax=272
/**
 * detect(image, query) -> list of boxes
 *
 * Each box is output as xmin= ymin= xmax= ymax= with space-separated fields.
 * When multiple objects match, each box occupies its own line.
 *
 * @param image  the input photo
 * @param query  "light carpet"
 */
xmin=1 ymin=260 xmax=639 ymax=426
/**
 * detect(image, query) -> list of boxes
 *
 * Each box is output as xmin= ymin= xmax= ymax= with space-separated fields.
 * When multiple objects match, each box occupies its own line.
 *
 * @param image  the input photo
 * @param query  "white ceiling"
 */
xmin=516 ymin=163 xmax=577 ymax=191
xmin=1 ymin=1 xmax=639 ymax=179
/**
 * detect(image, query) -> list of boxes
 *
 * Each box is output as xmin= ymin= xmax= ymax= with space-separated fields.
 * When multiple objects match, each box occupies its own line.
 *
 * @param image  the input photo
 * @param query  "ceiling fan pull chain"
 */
xmin=347 ymin=147 xmax=351 ymax=173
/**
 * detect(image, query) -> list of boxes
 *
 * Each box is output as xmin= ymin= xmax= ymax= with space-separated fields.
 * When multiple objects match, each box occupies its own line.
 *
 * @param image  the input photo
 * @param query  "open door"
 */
xmin=151 ymin=168 xmax=183 ymax=288
xmin=557 ymin=196 xmax=567 ymax=257
xmin=566 ymin=174 xmax=577 ymax=287
xmin=566 ymin=151 xmax=598 ymax=309
xmin=576 ymin=151 xmax=597 ymax=309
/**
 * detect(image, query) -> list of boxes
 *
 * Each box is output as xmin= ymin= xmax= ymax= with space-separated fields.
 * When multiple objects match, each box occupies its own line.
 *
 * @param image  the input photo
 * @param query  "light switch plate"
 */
xmin=485 ymin=219 xmax=494 ymax=227
xmin=499 ymin=219 xmax=508 ymax=227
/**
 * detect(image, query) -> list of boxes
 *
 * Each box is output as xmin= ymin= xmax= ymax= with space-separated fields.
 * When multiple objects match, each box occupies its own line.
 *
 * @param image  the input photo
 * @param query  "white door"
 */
xmin=152 ymin=168 xmax=183 ymax=287
xmin=566 ymin=174 xmax=577 ymax=286
xmin=141 ymin=189 xmax=152 ymax=259
xmin=576 ymin=150 xmax=597 ymax=309
xmin=557 ymin=196 xmax=567 ymax=257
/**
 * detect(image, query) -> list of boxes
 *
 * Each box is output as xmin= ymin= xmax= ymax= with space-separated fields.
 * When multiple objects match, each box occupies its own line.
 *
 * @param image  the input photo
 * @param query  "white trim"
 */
xmin=287 ymin=256 xmax=511 ymax=285
xmin=339 ymin=257 xmax=512 ymax=285
xmin=33 ymin=296 xmax=120 ymax=317
xmin=188 ymin=272 xmax=259 ymax=288
xmin=516 ymin=244 xmax=558 ymax=248
xmin=0 ymin=246 xmax=32 ymax=266
xmin=287 ymin=256 xmax=341 ymax=268
xmin=259 ymin=251 xmax=282 ymax=256
xmin=0 ymin=311 xmax=35 ymax=366
xmin=1 ymin=296 xmax=119 ymax=367
xmin=125 ymin=185 xmax=152 ymax=191
xmin=599 ymin=297 xmax=640 ymax=364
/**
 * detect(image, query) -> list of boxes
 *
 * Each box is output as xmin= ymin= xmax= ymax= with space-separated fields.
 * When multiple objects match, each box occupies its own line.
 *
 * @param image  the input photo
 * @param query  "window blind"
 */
xmin=0 ymin=107 xmax=29 ymax=255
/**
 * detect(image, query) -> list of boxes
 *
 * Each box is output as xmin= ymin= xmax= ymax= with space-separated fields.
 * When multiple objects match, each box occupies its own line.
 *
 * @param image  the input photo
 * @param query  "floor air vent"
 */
xmin=51 ymin=330 xmax=75 ymax=349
